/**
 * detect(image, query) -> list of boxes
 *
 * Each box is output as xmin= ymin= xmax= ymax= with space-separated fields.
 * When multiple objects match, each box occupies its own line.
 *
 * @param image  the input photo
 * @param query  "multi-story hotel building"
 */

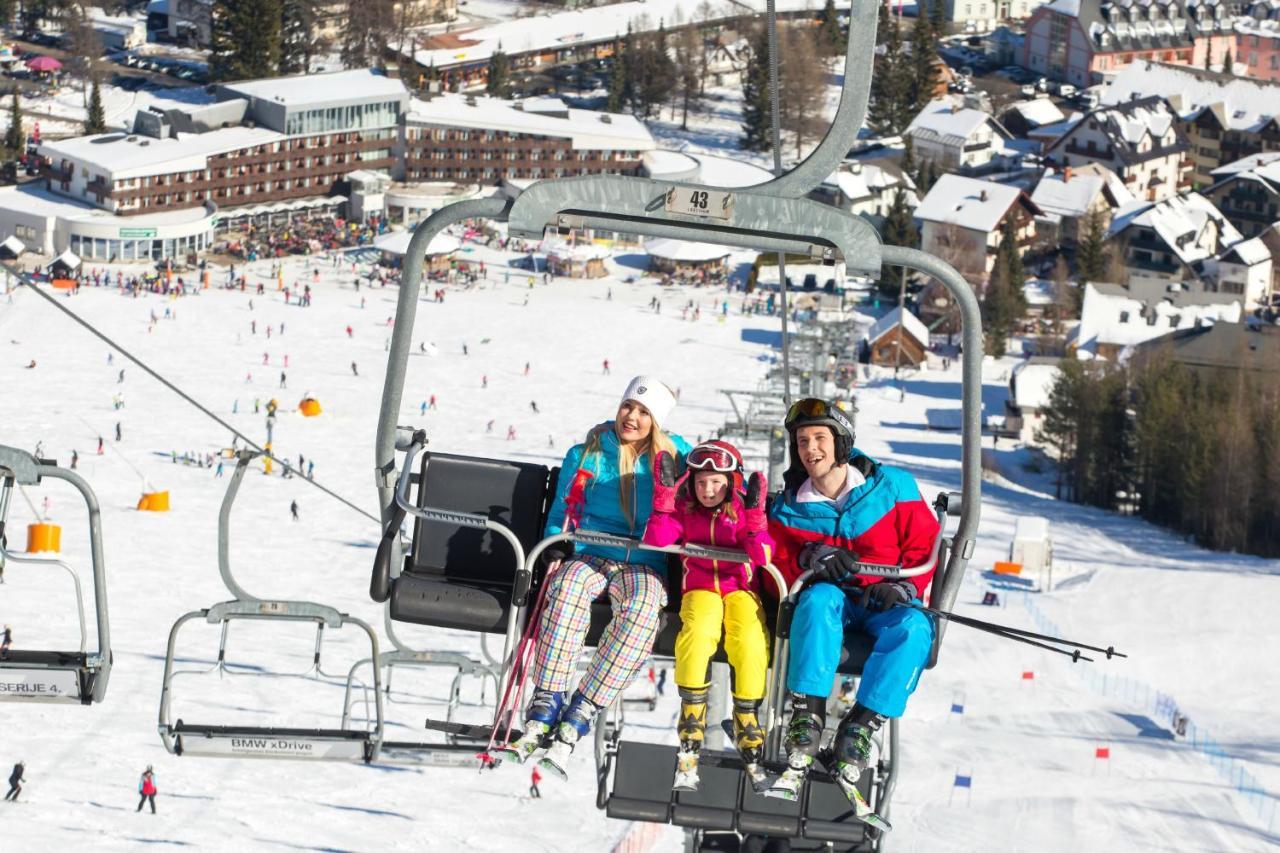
xmin=4 ymin=70 xmax=652 ymax=262
xmin=401 ymin=94 xmax=653 ymax=183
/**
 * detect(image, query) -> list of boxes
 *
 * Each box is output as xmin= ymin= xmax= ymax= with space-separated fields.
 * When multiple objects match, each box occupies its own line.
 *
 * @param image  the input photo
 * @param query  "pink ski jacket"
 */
xmin=643 ymin=496 xmax=778 ymax=598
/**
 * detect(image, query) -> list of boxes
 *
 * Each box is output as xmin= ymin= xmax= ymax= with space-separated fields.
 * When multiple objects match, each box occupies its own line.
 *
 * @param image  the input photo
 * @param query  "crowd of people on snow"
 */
xmin=493 ymin=375 xmax=938 ymax=810
xmin=222 ymin=214 xmax=389 ymax=261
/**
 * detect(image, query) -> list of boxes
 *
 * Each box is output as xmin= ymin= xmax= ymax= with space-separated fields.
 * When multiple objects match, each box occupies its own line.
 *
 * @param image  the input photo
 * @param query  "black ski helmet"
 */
xmin=783 ymin=398 xmax=856 ymax=489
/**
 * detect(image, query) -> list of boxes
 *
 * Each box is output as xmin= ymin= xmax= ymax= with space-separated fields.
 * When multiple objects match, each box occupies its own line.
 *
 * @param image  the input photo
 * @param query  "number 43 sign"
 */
xmin=664 ymin=186 xmax=735 ymax=221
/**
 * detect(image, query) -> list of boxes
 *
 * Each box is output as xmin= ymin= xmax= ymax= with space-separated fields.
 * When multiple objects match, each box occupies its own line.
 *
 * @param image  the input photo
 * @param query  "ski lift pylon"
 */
xmin=0 ymin=445 xmax=113 ymax=704
xmin=157 ymin=450 xmax=385 ymax=762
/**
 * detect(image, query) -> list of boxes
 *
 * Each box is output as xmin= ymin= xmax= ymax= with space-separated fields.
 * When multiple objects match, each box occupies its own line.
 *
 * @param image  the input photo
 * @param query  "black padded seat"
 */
xmin=389 ymin=453 xmax=555 ymax=632
xmin=605 ymin=740 xmax=675 ymax=823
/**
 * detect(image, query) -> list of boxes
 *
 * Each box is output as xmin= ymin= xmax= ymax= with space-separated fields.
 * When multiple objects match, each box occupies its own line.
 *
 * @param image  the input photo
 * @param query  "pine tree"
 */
xmin=878 ymin=186 xmax=918 ymax=297
xmin=211 ymin=0 xmax=283 ymax=82
xmin=634 ymin=22 xmax=676 ymax=119
xmin=982 ymin=219 xmax=1027 ymax=357
xmin=868 ymin=21 xmax=913 ymax=135
xmin=486 ymin=45 xmax=512 ymax=98
xmin=930 ymin=0 xmax=946 ymax=33
xmin=740 ymin=24 xmax=773 ymax=152
xmin=818 ymin=0 xmax=846 ymax=57
xmin=607 ymin=29 xmax=632 ymax=113
xmin=279 ymin=0 xmax=317 ymax=75
xmin=901 ymin=135 xmax=917 ymax=184
xmin=877 ymin=0 xmax=891 ymax=46
xmin=85 ymin=78 xmax=106 ymax=135
xmin=1076 ymin=208 xmax=1107 ymax=283
xmin=909 ymin=12 xmax=940 ymax=113
xmin=3 ymin=93 xmax=22 ymax=160
xmin=1223 ymin=47 xmax=1233 ymax=73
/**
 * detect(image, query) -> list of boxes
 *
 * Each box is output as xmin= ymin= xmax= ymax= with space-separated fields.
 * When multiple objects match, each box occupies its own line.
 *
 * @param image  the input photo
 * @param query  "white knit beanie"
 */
xmin=620 ymin=375 xmax=677 ymax=425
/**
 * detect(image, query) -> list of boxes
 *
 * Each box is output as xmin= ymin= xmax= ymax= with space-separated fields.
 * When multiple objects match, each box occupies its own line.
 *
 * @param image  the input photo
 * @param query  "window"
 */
xmin=15 ymin=225 xmax=35 ymax=241
xmin=1119 ymin=311 xmax=1130 ymax=323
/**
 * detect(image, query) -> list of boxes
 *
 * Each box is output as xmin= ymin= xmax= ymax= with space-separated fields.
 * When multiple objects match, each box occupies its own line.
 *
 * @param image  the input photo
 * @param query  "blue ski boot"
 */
xmin=494 ymin=688 xmax=563 ymax=764
xmin=539 ymin=691 xmax=600 ymax=780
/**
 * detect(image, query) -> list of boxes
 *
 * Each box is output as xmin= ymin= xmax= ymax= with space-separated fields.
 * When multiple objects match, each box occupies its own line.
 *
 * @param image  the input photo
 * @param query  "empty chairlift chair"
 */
xmin=158 ymin=451 xmax=384 ymax=762
xmin=0 ymin=445 xmax=112 ymax=705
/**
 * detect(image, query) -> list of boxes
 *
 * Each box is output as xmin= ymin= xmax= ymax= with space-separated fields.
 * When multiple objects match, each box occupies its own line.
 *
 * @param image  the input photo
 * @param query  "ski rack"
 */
xmin=373 ymin=0 xmax=983 ymax=845
xmin=158 ymin=450 xmax=384 ymax=762
xmin=0 ymin=446 xmax=112 ymax=704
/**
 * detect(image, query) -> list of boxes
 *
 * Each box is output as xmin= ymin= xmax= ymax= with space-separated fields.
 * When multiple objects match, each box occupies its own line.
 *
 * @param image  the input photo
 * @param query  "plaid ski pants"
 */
xmin=531 ymin=556 xmax=667 ymax=709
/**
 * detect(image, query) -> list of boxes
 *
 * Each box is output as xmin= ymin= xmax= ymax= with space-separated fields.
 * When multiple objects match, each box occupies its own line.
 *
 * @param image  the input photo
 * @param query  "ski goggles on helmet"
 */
xmin=686 ymin=442 xmax=742 ymax=474
xmin=785 ymin=398 xmax=852 ymax=429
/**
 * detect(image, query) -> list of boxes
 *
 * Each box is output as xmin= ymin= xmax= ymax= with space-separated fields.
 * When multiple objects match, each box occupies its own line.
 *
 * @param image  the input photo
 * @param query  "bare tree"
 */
xmin=778 ymin=26 xmax=826 ymax=159
xmin=62 ymin=3 xmax=103 ymax=108
xmin=671 ymin=10 xmax=703 ymax=130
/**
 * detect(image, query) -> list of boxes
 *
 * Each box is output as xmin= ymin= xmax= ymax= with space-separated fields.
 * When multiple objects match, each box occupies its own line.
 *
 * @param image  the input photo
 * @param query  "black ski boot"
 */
xmin=765 ymin=694 xmax=826 ymax=800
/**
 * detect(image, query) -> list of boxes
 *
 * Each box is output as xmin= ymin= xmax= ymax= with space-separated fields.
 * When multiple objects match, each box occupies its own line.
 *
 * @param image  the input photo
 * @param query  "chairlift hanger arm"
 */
xmin=506 ymin=178 xmax=883 ymax=277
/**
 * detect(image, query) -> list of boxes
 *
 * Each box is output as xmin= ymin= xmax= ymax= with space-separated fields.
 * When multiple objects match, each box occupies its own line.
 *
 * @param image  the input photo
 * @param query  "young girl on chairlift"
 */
xmin=642 ymin=439 xmax=776 ymax=790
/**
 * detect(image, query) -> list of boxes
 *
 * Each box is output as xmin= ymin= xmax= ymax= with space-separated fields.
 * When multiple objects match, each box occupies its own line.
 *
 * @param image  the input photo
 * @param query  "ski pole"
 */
xmin=909 ymin=603 xmax=1126 ymax=660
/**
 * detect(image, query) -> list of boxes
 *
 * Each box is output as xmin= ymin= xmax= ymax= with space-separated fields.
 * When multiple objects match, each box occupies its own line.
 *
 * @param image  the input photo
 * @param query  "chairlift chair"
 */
xmin=158 ymin=450 xmax=384 ymax=762
xmin=0 ymin=446 xmax=112 ymax=704
xmin=372 ymin=0 xmax=983 ymax=845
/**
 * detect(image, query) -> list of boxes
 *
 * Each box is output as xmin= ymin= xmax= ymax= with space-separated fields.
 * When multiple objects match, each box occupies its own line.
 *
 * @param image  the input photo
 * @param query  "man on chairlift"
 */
xmin=767 ymin=398 xmax=940 ymax=800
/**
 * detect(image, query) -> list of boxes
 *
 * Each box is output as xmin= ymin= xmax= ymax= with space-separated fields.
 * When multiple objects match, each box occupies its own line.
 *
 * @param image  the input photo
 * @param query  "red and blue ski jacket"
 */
xmin=767 ymin=450 xmax=940 ymax=599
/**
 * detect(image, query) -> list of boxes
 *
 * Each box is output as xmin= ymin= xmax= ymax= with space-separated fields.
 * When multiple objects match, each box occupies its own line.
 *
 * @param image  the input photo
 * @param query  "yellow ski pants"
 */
xmin=674 ymin=589 xmax=770 ymax=701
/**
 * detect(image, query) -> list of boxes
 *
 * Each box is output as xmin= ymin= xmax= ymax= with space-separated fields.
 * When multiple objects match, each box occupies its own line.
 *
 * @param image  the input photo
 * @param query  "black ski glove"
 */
xmin=797 ymin=543 xmax=861 ymax=584
xmin=864 ymin=580 xmax=914 ymax=612
xmin=537 ymin=540 xmax=573 ymax=573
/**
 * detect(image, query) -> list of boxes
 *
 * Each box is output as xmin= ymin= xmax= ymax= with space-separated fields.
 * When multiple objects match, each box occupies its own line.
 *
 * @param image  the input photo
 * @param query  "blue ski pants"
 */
xmin=786 ymin=582 xmax=934 ymax=718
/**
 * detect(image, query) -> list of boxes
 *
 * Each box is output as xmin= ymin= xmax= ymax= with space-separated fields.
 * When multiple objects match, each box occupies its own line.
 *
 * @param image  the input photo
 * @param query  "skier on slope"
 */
xmin=498 ymin=378 xmax=690 ymax=779
xmin=766 ymin=398 xmax=939 ymax=805
xmin=641 ymin=439 xmax=775 ymax=791
xmin=4 ymin=761 xmax=23 ymax=801
xmin=0 ymin=625 xmax=11 ymax=659
xmin=136 ymin=766 xmax=157 ymax=814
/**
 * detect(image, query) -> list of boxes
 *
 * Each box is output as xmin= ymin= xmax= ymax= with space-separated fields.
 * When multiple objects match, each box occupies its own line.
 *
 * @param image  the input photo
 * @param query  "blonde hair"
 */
xmin=583 ymin=417 xmax=677 ymax=528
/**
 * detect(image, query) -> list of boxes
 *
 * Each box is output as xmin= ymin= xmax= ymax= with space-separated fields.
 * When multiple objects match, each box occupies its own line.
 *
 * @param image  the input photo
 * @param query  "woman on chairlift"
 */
xmin=496 ymin=376 xmax=690 ymax=779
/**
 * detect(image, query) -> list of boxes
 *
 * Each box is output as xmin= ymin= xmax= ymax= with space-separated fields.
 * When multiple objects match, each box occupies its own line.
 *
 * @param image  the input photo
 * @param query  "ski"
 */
xmin=672 ymin=749 xmax=700 ymax=791
xmin=763 ymin=752 xmax=812 ymax=801
xmin=828 ymin=759 xmax=893 ymax=833
xmin=719 ymin=720 xmax=772 ymax=793
xmin=491 ymin=722 xmax=550 ymax=765
xmin=422 ymin=719 xmax=515 ymax=743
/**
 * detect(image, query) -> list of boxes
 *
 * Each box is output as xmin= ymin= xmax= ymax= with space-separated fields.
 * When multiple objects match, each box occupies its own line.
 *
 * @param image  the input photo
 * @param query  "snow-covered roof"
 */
xmin=219 ymin=69 xmax=407 ymax=107
xmin=1031 ymin=170 xmax=1110 ymax=218
xmin=39 ymin=126 xmax=282 ymax=181
xmin=907 ymin=98 xmax=1005 ymax=149
xmin=1104 ymin=60 xmax=1280 ymax=133
xmin=915 ymin=174 xmax=1027 ymax=232
xmin=403 ymin=0 xmax=824 ymax=70
xmin=643 ymin=237 xmax=730 ymax=262
xmin=831 ymin=160 xmax=914 ymax=202
xmin=1108 ymin=192 xmax=1242 ymax=267
xmin=48 ymin=249 xmax=80 ymax=270
xmin=405 ymin=93 xmax=653 ymax=151
xmin=372 ymin=229 xmax=461 ymax=257
xmin=1222 ymin=235 xmax=1271 ymax=265
xmin=1075 ymin=282 xmax=1243 ymax=352
xmin=1045 ymin=97 xmax=1183 ymax=165
xmin=541 ymin=238 xmax=610 ymax=262
xmin=866 ymin=306 xmax=930 ymax=347
xmin=1023 ymin=277 xmax=1058 ymax=307
xmin=1210 ymin=149 xmax=1280 ymax=177
xmin=0 ymin=235 xmax=25 ymax=255
xmin=1010 ymin=360 xmax=1061 ymax=409
xmin=1006 ymin=98 xmax=1067 ymax=128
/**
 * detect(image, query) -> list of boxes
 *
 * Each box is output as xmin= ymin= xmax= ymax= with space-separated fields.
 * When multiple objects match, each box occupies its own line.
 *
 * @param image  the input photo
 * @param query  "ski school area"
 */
xmin=0 ymin=225 xmax=1276 ymax=852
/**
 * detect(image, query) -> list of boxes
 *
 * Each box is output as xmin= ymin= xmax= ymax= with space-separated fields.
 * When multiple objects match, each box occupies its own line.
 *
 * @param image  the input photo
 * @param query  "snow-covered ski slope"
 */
xmin=0 ymin=245 xmax=1276 ymax=851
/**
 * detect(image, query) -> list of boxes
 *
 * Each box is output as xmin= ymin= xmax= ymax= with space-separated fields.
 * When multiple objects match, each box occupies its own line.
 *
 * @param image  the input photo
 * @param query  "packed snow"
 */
xmin=0 ymin=233 xmax=1275 ymax=851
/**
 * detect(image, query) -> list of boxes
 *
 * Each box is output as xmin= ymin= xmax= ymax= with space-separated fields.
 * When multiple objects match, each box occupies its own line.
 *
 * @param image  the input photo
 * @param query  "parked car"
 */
xmin=1054 ymin=83 xmax=1077 ymax=98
